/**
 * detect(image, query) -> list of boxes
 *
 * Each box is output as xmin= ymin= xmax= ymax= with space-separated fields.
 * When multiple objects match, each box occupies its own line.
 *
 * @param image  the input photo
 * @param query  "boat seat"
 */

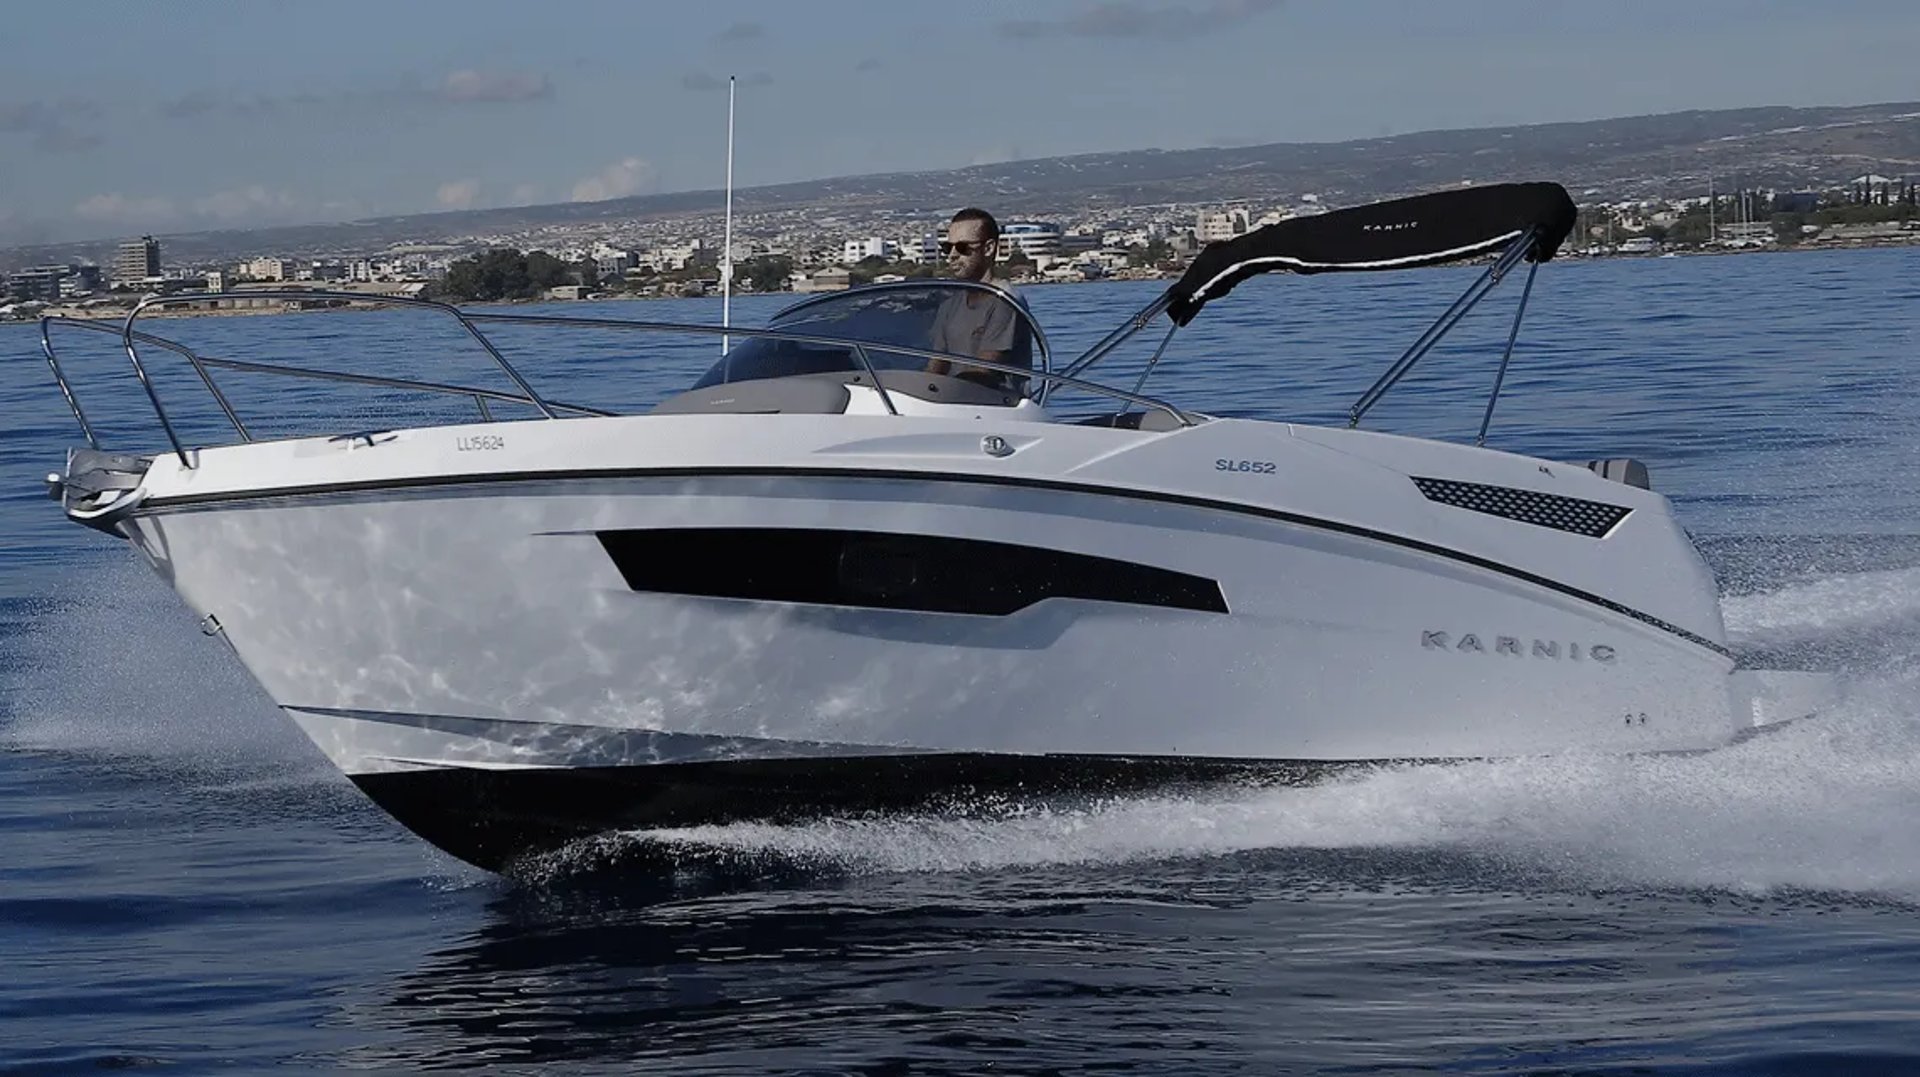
xmin=650 ymin=375 xmax=852 ymax=415
xmin=1581 ymin=458 xmax=1651 ymax=489
xmin=1075 ymin=410 xmax=1189 ymax=433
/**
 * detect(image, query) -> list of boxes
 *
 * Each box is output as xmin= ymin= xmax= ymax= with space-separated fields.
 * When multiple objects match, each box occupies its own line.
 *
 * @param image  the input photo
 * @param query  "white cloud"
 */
xmin=437 ymin=70 xmax=553 ymax=104
xmin=191 ymin=185 xmax=301 ymax=222
xmin=317 ymin=197 xmax=368 ymax=218
xmin=436 ymin=179 xmax=481 ymax=210
xmin=72 ymin=186 xmax=312 ymax=230
xmin=998 ymin=0 xmax=1283 ymax=41
xmin=510 ymin=182 xmax=542 ymax=205
xmin=153 ymin=70 xmax=555 ymax=121
xmin=570 ymin=157 xmax=656 ymax=202
xmin=73 ymin=193 xmax=179 ymax=224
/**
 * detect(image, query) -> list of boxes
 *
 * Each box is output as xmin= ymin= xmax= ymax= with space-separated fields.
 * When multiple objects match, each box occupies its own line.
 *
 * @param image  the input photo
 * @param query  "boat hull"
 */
xmin=101 ymin=414 xmax=1740 ymax=870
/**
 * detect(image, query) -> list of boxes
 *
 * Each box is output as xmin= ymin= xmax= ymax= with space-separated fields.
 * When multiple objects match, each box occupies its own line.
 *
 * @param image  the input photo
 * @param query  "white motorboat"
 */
xmin=37 ymin=183 xmax=1822 ymax=871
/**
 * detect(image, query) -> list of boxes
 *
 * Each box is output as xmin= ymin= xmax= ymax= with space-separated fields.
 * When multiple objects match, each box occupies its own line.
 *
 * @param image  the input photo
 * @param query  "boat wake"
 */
xmin=540 ymin=561 xmax=1920 ymax=899
xmin=1723 ymin=564 xmax=1920 ymax=645
xmin=544 ymin=705 xmax=1920 ymax=898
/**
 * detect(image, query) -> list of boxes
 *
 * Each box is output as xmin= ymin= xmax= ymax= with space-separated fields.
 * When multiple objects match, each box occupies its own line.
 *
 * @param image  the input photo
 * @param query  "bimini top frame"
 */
xmin=1057 ymin=181 xmax=1575 ymax=438
xmin=38 ymin=284 xmax=1193 ymax=470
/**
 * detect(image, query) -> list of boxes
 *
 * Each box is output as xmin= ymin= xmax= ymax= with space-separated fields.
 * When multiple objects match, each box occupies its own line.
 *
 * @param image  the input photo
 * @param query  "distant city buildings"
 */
xmin=842 ymin=237 xmax=896 ymax=263
xmin=900 ymin=234 xmax=940 ymax=264
xmin=2 ymin=263 xmax=103 ymax=302
xmin=242 ymin=256 xmax=285 ymax=281
xmin=5 ymin=170 xmax=1916 ymax=320
xmin=113 ymin=235 xmax=160 ymax=284
xmin=636 ymin=239 xmax=705 ymax=272
xmin=998 ymin=222 xmax=1062 ymax=261
xmin=592 ymin=241 xmax=636 ymax=279
xmin=1196 ymin=207 xmax=1249 ymax=243
xmin=793 ymin=266 xmax=852 ymax=293
xmin=6 ymin=265 xmax=78 ymax=302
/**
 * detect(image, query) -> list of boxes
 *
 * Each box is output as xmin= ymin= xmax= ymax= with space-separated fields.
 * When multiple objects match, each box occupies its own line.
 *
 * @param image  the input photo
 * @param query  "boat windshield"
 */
xmin=691 ymin=282 xmax=1041 ymax=393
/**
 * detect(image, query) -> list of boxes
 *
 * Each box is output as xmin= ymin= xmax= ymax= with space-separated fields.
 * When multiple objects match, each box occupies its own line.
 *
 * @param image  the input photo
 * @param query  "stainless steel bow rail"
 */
xmin=38 ymin=290 xmax=1195 ymax=470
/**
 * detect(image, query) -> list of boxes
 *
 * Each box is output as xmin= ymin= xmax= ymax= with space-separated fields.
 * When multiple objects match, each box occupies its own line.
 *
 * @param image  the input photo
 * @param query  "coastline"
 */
xmin=6 ymin=236 xmax=1915 ymax=326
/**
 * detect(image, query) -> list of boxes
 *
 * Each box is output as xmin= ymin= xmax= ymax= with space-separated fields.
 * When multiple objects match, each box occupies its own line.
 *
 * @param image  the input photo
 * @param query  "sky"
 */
xmin=3 ymin=0 xmax=1917 ymax=247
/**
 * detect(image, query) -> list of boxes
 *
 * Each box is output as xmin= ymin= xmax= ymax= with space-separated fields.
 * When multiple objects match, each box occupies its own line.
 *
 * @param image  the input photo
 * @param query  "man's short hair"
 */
xmin=950 ymin=207 xmax=1000 ymax=241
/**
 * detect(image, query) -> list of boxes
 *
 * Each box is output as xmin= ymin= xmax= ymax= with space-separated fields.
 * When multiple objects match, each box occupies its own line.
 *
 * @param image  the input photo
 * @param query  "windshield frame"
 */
xmin=767 ymin=279 xmax=1052 ymax=377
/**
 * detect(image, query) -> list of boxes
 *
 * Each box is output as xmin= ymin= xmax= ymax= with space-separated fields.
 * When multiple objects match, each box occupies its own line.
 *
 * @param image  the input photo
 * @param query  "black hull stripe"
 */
xmin=597 ymin=526 xmax=1229 ymax=615
xmin=131 ymin=465 xmax=1732 ymax=659
xmin=350 ymin=752 xmax=1358 ymax=874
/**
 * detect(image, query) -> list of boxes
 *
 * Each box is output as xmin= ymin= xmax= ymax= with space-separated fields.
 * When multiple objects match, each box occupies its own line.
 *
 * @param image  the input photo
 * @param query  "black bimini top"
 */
xmin=1165 ymin=182 xmax=1577 ymax=325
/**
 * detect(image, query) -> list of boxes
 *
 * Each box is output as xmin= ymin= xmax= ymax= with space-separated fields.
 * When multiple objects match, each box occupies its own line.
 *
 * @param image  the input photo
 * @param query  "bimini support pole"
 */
xmin=1125 ymin=321 xmax=1180 ymax=404
xmin=1476 ymin=259 xmax=1539 ymax=447
xmin=1347 ymin=229 xmax=1535 ymax=428
xmin=1053 ymin=289 xmax=1176 ymax=396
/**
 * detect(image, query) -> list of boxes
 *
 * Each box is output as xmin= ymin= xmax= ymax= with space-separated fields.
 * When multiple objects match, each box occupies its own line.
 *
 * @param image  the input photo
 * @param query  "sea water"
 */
xmin=3 ymin=248 xmax=1919 ymax=1073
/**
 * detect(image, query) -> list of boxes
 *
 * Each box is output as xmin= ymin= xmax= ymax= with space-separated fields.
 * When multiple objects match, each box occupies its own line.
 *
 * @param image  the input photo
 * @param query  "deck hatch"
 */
xmin=1412 ymin=476 xmax=1631 ymax=538
xmin=596 ymin=527 xmax=1228 ymax=615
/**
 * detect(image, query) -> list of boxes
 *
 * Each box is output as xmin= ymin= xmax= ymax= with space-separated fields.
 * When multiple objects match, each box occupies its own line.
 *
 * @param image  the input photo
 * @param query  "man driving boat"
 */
xmin=926 ymin=208 xmax=1028 ymax=389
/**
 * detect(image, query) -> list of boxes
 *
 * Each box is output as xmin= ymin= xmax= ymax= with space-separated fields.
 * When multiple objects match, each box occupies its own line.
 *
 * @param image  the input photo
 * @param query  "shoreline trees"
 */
xmin=435 ymin=248 xmax=592 ymax=301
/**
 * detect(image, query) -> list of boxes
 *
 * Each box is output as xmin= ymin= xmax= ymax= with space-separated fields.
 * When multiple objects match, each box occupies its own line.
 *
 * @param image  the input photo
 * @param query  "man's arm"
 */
xmin=928 ymin=348 xmax=1003 ymax=378
xmin=926 ymin=300 xmax=954 ymax=374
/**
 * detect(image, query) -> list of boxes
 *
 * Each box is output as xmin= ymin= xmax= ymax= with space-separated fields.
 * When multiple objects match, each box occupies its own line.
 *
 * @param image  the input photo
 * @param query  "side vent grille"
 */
xmin=1412 ymin=477 xmax=1631 ymax=538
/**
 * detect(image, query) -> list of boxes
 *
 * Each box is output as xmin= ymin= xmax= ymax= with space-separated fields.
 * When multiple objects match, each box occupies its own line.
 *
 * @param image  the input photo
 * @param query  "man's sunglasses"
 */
xmin=939 ymin=240 xmax=989 ymax=255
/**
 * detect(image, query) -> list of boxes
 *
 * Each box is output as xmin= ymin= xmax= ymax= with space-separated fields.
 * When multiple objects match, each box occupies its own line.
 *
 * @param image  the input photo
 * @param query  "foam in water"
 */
xmin=562 ymin=564 xmax=1920 ymax=897
xmin=1 ymin=557 xmax=314 ymax=767
xmin=599 ymin=696 xmax=1920 ymax=898
xmin=1724 ymin=565 xmax=1920 ymax=646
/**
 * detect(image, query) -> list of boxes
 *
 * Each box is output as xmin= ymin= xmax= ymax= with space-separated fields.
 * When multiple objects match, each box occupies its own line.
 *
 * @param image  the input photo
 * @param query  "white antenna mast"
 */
xmin=721 ymin=74 xmax=736 ymax=355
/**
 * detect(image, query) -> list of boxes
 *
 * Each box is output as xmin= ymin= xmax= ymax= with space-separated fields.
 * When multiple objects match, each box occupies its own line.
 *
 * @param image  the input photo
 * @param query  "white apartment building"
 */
xmin=899 ymin=234 xmax=941 ymax=264
xmin=242 ymin=257 xmax=285 ymax=282
xmin=842 ymin=237 xmax=896 ymax=263
xmin=1196 ymin=207 xmax=1250 ymax=243
xmin=636 ymin=240 xmax=705 ymax=272
xmin=998 ymin=222 xmax=1062 ymax=261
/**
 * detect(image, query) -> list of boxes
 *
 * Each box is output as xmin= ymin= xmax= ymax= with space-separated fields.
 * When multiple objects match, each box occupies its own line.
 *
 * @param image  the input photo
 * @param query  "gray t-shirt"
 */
xmin=930 ymin=288 xmax=1020 ymax=362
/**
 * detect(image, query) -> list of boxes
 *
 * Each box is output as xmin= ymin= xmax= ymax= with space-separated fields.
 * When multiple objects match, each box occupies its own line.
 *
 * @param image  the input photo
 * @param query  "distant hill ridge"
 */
xmin=7 ymin=101 xmax=1918 ymax=270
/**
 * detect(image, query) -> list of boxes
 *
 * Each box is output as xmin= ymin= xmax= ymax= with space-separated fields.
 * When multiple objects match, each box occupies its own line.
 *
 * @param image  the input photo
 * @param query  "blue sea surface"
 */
xmin=3 ymin=248 xmax=1920 ymax=1073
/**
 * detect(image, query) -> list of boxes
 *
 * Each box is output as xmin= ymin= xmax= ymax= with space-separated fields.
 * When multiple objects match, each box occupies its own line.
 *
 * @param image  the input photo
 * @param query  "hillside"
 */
xmin=7 ymin=101 xmax=1917 ymax=270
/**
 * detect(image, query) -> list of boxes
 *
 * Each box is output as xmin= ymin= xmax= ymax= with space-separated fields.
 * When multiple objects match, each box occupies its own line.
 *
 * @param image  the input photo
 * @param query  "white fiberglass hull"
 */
xmin=100 ymin=411 xmax=1739 ymax=867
